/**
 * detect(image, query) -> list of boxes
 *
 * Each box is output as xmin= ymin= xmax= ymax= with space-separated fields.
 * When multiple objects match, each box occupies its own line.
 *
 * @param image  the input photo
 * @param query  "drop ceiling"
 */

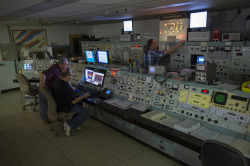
xmin=0 ymin=0 xmax=250 ymax=25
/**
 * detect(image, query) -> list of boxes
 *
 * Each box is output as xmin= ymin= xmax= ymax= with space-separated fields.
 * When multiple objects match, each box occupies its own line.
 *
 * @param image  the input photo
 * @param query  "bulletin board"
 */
xmin=11 ymin=29 xmax=48 ymax=52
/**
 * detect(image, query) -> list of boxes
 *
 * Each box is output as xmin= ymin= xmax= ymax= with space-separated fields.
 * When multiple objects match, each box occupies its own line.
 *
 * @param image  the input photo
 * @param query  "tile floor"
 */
xmin=0 ymin=90 xmax=182 ymax=166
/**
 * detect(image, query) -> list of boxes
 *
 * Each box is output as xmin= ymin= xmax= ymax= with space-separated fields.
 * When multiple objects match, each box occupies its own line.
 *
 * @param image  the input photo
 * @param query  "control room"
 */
xmin=0 ymin=0 xmax=250 ymax=166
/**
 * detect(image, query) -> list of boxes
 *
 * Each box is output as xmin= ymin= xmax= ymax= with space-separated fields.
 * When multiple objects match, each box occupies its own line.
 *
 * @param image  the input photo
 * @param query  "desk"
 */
xmin=82 ymin=97 xmax=250 ymax=165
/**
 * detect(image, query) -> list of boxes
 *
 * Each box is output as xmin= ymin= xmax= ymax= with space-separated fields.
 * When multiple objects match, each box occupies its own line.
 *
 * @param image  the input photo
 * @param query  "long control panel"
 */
xmin=18 ymin=58 xmax=250 ymax=138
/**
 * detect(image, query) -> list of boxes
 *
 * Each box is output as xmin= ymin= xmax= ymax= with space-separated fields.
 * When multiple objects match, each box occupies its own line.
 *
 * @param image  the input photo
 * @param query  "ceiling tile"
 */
xmin=44 ymin=3 xmax=103 ymax=12
xmin=0 ymin=0 xmax=46 ymax=10
xmin=77 ymin=0 xmax=129 ymax=5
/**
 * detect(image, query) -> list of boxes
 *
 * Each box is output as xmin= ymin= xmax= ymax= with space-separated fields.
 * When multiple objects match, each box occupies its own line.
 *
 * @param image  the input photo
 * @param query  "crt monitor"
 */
xmin=84 ymin=68 xmax=94 ymax=83
xmin=190 ymin=11 xmax=207 ymax=28
xmin=149 ymin=66 xmax=156 ymax=73
xmin=91 ymin=71 xmax=105 ymax=86
xmin=85 ymin=50 xmax=95 ymax=63
xmin=23 ymin=63 xmax=33 ymax=71
xmin=97 ymin=51 xmax=109 ymax=64
xmin=197 ymin=55 xmax=205 ymax=63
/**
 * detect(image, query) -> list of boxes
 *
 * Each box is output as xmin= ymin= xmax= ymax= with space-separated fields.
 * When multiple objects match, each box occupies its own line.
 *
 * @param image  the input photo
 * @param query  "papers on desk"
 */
xmin=104 ymin=98 xmax=132 ymax=109
xmin=174 ymin=119 xmax=201 ymax=134
xmin=131 ymin=102 xmax=151 ymax=112
xmin=141 ymin=110 xmax=181 ymax=127
xmin=212 ymin=82 xmax=240 ymax=90
xmin=230 ymin=139 xmax=250 ymax=158
xmin=104 ymin=98 xmax=120 ymax=104
xmin=191 ymin=127 xmax=220 ymax=140
xmin=141 ymin=110 xmax=165 ymax=120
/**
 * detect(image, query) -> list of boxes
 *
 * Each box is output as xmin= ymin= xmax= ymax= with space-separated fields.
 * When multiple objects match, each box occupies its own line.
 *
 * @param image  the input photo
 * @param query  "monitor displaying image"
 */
xmin=97 ymin=51 xmax=109 ymax=64
xmin=123 ymin=20 xmax=133 ymax=32
xmin=85 ymin=68 xmax=94 ymax=83
xmin=85 ymin=50 xmax=95 ymax=63
xmin=197 ymin=55 xmax=205 ymax=63
xmin=23 ymin=63 xmax=33 ymax=71
xmin=190 ymin=11 xmax=207 ymax=28
xmin=91 ymin=72 xmax=105 ymax=86
xmin=149 ymin=66 xmax=156 ymax=73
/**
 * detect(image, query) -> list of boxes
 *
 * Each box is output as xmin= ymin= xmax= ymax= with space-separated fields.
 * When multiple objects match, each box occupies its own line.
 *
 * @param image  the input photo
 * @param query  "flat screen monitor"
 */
xmin=91 ymin=72 xmax=105 ymax=86
xmin=23 ymin=63 xmax=33 ymax=71
xmin=190 ymin=11 xmax=207 ymax=28
xmin=123 ymin=20 xmax=133 ymax=32
xmin=197 ymin=55 xmax=205 ymax=63
xmin=97 ymin=51 xmax=109 ymax=64
xmin=84 ymin=68 xmax=94 ymax=83
xmin=85 ymin=50 xmax=95 ymax=63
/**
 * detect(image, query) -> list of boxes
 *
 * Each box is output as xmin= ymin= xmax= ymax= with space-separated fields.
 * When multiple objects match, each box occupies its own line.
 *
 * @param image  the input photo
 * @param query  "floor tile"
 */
xmin=0 ymin=137 xmax=20 ymax=166
xmin=9 ymin=137 xmax=54 ymax=161
xmin=125 ymin=148 xmax=178 ymax=166
xmin=104 ymin=136 xmax=147 ymax=161
xmin=116 ymin=163 xmax=128 ymax=166
xmin=86 ymin=127 xmax=126 ymax=148
xmin=72 ymin=149 xmax=122 ymax=166
xmin=21 ymin=149 xmax=69 ymax=166
xmin=56 ymin=136 xmax=101 ymax=160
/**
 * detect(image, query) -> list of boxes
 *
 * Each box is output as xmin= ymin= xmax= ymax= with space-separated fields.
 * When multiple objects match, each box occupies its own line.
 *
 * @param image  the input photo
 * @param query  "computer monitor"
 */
xmin=91 ymin=71 xmax=105 ymax=86
xmin=149 ymin=66 xmax=156 ymax=73
xmin=190 ymin=11 xmax=207 ymax=28
xmin=84 ymin=68 xmax=94 ymax=83
xmin=197 ymin=55 xmax=205 ymax=63
xmin=23 ymin=63 xmax=33 ymax=71
xmin=97 ymin=51 xmax=109 ymax=64
xmin=123 ymin=20 xmax=133 ymax=32
xmin=85 ymin=50 xmax=95 ymax=63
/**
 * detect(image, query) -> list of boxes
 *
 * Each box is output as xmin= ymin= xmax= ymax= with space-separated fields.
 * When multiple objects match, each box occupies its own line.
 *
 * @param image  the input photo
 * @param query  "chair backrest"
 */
xmin=41 ymin=88 xmax=58 ymax=118
xmin=201 ymin=139 xmax=248 ymax=166
xmin=16 ymin=73 xmax=31 ymax=95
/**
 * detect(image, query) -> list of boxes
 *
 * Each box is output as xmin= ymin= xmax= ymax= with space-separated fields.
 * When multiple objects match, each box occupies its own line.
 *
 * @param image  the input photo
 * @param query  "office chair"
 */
xmin=41 ymin=88 xmax=75 ymax=137
xmin=16 ymin=73 xmax=39 ymax=111
xmin=201 ymin=139 xmax=248 ymax=166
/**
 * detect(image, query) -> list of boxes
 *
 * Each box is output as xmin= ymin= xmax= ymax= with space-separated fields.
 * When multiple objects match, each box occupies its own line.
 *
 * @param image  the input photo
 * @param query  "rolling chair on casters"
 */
xmin=201 ymin=139 xmax=248 ymax=166
xmin=41 ymin=88 xmax=75 ymax=137
xmin=16 ymin=73 xmax=39 ymax=111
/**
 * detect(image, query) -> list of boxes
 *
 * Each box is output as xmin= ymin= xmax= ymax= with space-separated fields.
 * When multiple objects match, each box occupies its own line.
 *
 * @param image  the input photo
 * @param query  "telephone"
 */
xmin=99 ymin=88 xmax=112 ymax=100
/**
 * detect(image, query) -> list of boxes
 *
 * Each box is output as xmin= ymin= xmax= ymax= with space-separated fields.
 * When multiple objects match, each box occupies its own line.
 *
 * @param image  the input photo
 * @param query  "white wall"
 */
xmin=92 ymin=19 xmax=159 ymax=41
xmin=0 ymin=26 xmax=11 ymax=44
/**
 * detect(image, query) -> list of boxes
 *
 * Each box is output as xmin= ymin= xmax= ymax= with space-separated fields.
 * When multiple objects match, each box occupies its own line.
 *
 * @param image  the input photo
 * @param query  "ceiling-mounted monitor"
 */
xmin=190 ymin=11 xmax=207 ymax=28
xmin=123 ymin=20 xmax=133 ymax=32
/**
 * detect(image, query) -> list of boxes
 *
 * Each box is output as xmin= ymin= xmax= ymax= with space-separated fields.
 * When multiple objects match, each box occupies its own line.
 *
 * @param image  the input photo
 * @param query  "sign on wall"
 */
xmin=11 ymin=29 xmax=47 ymax=52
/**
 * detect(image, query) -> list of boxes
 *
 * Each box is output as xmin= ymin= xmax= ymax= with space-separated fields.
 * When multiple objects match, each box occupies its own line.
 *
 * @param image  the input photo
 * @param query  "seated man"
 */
xmin=52 ymin=68 xmax=90 ymax=136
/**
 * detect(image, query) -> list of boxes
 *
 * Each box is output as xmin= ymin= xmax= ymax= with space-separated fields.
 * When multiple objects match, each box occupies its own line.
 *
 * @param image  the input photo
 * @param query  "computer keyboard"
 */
xmin=76 ymin=84 xmax=99 ymax=95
